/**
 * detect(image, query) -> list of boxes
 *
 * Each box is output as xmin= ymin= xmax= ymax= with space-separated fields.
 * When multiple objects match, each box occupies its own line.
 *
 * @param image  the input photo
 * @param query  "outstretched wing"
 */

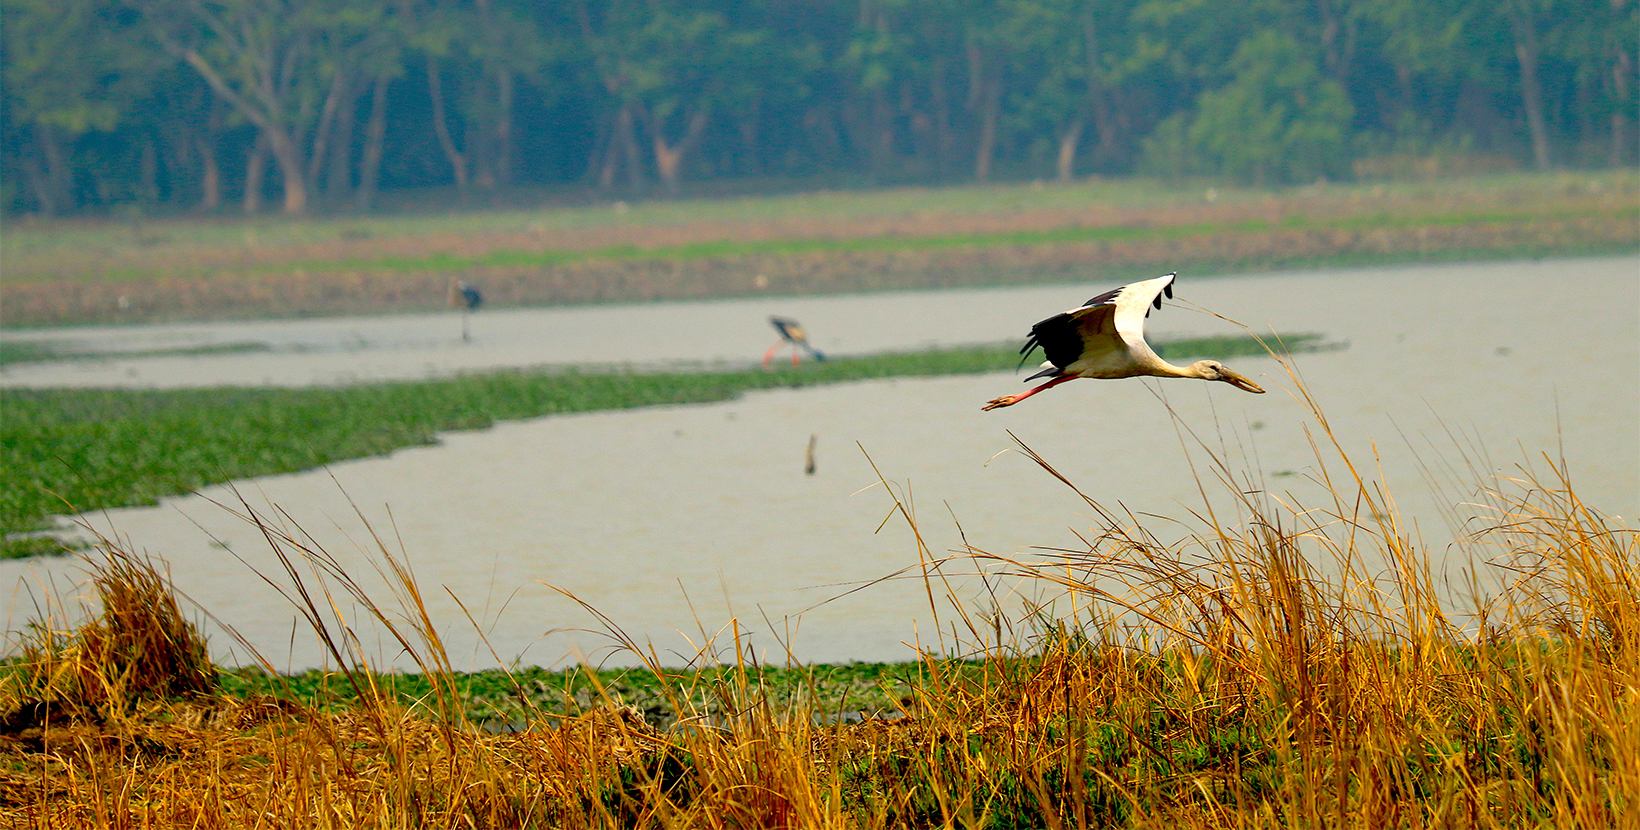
xmin=1108 ymin=272 xmax=1173 ymax=350
xmin=1017 ymin=273 xmax=1176 ymax=380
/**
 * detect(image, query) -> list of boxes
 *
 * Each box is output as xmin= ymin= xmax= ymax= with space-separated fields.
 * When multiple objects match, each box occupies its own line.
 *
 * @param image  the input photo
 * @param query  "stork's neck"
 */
xmin=1136 ymin=351 xmax=1200 ymax=379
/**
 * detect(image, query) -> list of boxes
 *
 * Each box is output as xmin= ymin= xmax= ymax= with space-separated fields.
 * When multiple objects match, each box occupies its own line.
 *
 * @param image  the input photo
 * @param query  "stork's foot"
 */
xmin=981 ymin=395 xmax=1022 ymax=411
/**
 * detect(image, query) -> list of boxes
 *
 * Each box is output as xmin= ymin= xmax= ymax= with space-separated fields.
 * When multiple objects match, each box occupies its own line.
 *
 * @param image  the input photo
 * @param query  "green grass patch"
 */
xmin=212 ymin=660 xmax=934 ymax=728
xmin=0 ymin=174 xmax=1301 ymax=265
xmin=0 ymin=341 xmax=65 ymax=367
xmin=10 ymin=169 xmax=1633 ymax=288
xmin=0 ymin=334 xmax=1334 ymax=558
xmin=341 ymin=218 xmax=1281 ymax=274
xmin=0 ymin=340 xmax=272 ymax=366
xmin=129 ymin=204 xmax=1638 ymax=282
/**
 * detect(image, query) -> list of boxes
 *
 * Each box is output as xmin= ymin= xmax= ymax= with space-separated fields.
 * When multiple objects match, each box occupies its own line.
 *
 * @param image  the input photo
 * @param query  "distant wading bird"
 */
xmin=449 ymin=279 xmax=483 ymax=342
xmin=982 ymin=272 xmax=1265 ymax=411
xmin=764 ymin=316 xmax=826 ymax=368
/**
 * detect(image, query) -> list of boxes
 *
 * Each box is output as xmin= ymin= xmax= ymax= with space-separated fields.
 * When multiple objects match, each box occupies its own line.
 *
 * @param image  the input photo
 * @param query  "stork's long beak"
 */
xmin=1219 ymin=368 xmax=1265 ymax=394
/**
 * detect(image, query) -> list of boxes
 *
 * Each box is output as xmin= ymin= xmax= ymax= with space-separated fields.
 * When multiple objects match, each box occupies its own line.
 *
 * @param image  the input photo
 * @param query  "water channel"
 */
xmin=3 ymin=256 xmax=1635 ymax=671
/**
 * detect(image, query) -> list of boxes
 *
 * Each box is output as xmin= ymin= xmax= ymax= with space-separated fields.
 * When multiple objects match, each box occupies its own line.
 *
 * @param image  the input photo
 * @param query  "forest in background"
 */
xmin=3 ymin=0 xmax=1636 ymax=217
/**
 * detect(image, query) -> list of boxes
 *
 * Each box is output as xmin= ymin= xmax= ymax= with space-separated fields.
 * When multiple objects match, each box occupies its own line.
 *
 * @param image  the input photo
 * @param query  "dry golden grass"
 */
xmin=1 ymin=357 xmax=1635 ymax=827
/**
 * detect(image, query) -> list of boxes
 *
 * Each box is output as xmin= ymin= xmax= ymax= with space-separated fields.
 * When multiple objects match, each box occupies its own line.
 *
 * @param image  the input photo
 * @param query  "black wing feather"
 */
xmin=1082 ymin=286 xmax=1123 ymax=307
xmin=1017 ymin=289 xmax=1122 ymax=372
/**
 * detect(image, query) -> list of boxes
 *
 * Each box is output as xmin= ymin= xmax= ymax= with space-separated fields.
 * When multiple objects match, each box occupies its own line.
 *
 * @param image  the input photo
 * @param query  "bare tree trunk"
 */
xmin=265 ymin=127 xmax=308 ymax=214
xmin=196 ymin=105 xmax=224 ymax=210
xmin=243 ymin=132 xmax=268 ymax=214
xmin=1082 ymin=11 xmax=1118 ymax=172
xmin=1506 ymin=3 xmax=1552 ymax=169
xmin=736 ymin=93 xmax=763 ymax=175
xmin=306 ymin=71 xmax=348 ymax=187
xmin=1056 ymin=118 xmax=1084 ymax=182
xmin=302 ymin=71 xmax=350 ymax=203
xmin=427 ymin=58 xmax=469 ymax=192
xmin=617 ymin=103 xmax=645 ymax=189
xmin=139 ymin=139 xmax=160 ymax=204
xmin=1314 ymin=0 xmax=1355 ymax=82
xmin=597 ymin=104 xmax=647 ymax=191
xmin=967 ymin=44 xmax=999 ymax=182
xmin=1614 ymin=47 xmax=1633 ymax=166
xmin=596 ymin=110 xmax=621 ymax=190
xmin=22 ymin=158 xmax=55 ymax=216
xmin=30 ymin=123 xmax=72 ymax=214
xmin=198 ymin=135 xmax=221 ymax=210
xmin=930 ymin=57 xmax=954 ymax=178
xmin=646 ymin=105 xmax=710 ymax=195
xmin=974 ymin=82 xmax=999 ymax=179
xmin=170 ymin=45 xmax=306 ymax=212
xmin=487 ymin=68 xmax=514 ymax=188
xmin=869 ymin=90 xmax=894 ymax=178
xmin=356 ymin=74 xmax=389 ymax=210
xmin=974 ymin=84 xmax=998 ymax=182
xmin=326 ymin=81 xmax=358 ymax=200
xmin=652 ymin=141 xmax=684 ymax=192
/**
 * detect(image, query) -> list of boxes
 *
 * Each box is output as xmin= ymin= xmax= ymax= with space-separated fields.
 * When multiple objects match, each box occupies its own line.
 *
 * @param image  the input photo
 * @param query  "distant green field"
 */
xmin=6 ymin=169 xmax=1633 ymax=283
xmin=0 ymin=334 xmax=1328 ymax=559
xmin=0 ymin=175 xmax=1279 ymax=263
xmin=292 ymin=202 xmax=1640 ymax=279
xmin=3 ymin=170 xmax=1633 ymax=328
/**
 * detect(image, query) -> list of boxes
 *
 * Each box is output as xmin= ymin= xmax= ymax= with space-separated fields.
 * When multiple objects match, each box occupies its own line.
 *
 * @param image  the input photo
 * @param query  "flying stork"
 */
xmin=764 ymin=316 xmax=827 ymax=368
xmin=982 ymin=272 xmax=1265 ymax=411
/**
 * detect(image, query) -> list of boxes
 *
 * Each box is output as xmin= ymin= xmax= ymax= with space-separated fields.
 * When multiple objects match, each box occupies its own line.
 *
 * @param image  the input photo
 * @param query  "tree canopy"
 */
xmin=2 ymin=0 xmax=1633 ymax=215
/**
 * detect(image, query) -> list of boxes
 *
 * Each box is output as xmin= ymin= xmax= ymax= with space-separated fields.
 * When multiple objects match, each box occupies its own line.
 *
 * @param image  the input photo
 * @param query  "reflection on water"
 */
xmin=2 ymin=257 xmax=1635 ymax=671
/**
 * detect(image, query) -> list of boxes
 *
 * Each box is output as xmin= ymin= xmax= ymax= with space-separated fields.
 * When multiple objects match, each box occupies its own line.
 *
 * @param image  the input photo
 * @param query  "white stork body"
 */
xmin=982 ymin=272 xmax=1264 ymax=410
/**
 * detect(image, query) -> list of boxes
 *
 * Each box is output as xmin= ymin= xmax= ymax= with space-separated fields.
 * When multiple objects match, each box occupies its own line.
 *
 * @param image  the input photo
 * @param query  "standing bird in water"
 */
xmin=982 ymin=272 xmax=1264 ymax=410
xmin=449 ymin=279 xmax=483 ymax=342
xmin=763 ymin=316 xmax=827 ymax=368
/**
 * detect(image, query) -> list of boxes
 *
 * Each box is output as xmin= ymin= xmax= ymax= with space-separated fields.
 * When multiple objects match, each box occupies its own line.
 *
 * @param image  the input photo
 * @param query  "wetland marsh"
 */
xmin=3 ymin=256 xmax=1634 ymax=672
xmin=2 ymin=174 xmax=1637 ymax=827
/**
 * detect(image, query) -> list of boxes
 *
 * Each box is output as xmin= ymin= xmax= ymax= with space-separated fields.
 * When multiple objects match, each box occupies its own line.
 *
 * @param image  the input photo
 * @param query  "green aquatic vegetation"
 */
xmin=213 ymin=660 xmax=930 ymax=728
xmin=0 ymin=342 xmax=65 ymax=367
xmin=0 ymin=340 xmax=272 ymax=366
xmin=0 ymin=334 xmax=1333 ymax=558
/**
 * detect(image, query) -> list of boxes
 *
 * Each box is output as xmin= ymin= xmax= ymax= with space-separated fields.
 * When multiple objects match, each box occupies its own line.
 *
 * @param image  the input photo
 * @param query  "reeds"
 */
xmin=1 ymin=362 xmax=1634 ymax=828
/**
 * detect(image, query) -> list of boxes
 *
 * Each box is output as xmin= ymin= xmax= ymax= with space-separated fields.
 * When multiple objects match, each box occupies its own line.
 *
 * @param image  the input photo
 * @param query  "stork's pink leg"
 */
xmin=982 ymin=375 xmax=1077 ymax=410
xmin=762 ymin=341 xmax=782 ymax=369
xmin=791 ymin=348 xmax=800 ymax=366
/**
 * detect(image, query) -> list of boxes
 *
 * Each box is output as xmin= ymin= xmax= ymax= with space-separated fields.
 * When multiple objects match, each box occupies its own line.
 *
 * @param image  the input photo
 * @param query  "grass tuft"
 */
xmin=6 ymin=545 xmax=214 ymax=718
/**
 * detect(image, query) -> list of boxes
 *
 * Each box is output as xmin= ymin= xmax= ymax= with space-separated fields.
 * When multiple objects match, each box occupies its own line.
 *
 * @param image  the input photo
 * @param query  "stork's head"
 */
xmin=1192 ymin=360 xmax=1265 ymax=394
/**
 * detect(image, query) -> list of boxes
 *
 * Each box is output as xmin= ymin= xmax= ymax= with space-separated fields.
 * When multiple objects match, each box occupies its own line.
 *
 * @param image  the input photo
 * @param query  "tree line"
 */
xmin=3 ymin=0 xmax=1634 ymax=216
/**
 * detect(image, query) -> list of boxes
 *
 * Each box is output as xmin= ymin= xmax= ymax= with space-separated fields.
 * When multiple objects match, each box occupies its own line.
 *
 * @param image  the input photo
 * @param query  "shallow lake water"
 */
xmin=3 ymin=257 xmax=1635 ymax=672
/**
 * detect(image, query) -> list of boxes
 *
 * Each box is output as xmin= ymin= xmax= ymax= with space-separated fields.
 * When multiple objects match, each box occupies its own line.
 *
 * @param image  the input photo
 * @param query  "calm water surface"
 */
xmin=3 ymin=257 xmax=1635 ymax=671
